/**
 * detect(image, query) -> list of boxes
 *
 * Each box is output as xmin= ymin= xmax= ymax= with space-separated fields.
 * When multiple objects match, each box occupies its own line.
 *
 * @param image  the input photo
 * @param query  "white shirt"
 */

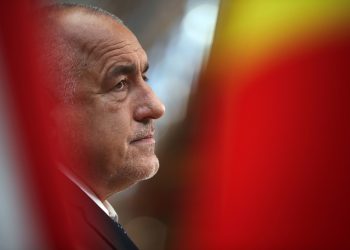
xmin=58 ymin=165 xmax=119 ymax=222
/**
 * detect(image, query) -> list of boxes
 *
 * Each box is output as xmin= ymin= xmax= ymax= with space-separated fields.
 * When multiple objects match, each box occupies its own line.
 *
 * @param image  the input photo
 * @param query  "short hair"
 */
xmin=41 ymin=3 xmax=123 ymax=104
xmin=45 ymin=3 xmax=123 ymax=24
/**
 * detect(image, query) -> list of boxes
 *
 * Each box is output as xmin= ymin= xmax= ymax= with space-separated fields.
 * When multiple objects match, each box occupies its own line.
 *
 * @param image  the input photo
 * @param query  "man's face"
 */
xmin=55 ymin=11 xmax=165 ymax=199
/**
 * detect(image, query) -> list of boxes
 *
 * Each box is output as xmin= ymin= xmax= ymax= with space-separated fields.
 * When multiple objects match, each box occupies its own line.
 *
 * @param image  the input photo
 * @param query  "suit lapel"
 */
xmin=60 ymin=171 xmax=138 ymax=250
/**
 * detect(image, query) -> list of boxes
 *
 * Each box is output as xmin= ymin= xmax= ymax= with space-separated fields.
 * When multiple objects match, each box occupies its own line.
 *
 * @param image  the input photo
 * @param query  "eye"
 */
xmin=113 ymin=79 xmax=128 ymax=92
xmin=142 ymin=75 xmax=149 ymax=81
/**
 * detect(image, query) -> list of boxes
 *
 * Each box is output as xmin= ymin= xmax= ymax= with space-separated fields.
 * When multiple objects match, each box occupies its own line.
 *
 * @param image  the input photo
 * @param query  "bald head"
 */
xmin=43 ymin=4 xmax=129 ymax=103
xmin=45 ymin=3 xmax=123 ymax=27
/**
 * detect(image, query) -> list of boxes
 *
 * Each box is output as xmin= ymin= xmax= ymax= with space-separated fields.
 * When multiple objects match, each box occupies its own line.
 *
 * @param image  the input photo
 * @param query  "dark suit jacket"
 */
xmin=58 ymin=171 xmax=139 ymax=250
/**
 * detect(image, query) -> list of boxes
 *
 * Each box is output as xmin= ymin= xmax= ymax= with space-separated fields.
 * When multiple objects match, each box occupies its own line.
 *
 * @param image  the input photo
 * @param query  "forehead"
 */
xmin=57 ymin=10 xmax=147 ymax=64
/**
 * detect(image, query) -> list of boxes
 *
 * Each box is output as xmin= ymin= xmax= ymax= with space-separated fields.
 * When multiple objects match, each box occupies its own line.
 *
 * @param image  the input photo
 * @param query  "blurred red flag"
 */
xmin=0 ymin=1 xmax=73 ymax=248
xmin=177 ymin=1 xmax=350 ymax=249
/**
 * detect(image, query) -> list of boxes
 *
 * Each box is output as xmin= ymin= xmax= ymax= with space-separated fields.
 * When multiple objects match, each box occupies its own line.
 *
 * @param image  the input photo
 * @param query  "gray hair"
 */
xmin=41 ymin=3 xmax=123 ymax=104
xmin=45 ymin=3 xmax=123 ymax=24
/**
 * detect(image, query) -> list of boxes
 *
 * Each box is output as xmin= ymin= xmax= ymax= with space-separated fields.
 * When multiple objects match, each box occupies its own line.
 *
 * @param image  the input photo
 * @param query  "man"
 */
xmin=44 ymin=4 xmax=165 ymax=249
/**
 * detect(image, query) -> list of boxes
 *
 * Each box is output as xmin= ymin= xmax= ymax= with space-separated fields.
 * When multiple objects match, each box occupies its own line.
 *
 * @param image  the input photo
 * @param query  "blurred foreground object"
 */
xmin=0 ymin=1 xmax=80 ymax=249
xmin=175 ymin=0 xmax=350 ymax=249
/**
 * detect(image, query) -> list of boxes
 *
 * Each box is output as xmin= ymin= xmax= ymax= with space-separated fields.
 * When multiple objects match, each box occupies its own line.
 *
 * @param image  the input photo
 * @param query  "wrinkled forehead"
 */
xmin=54 ymin=9 xmax=146 ymax=61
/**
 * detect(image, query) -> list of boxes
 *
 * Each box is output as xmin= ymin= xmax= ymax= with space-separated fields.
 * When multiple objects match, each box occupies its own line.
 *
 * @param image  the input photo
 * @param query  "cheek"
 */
xmin=73 ymin=96 xmax=134 ymax=166
xmin=101 ymin=100 xmax=132 ymax=137
xmin=95 ymin=101 xmax=133 ymax=154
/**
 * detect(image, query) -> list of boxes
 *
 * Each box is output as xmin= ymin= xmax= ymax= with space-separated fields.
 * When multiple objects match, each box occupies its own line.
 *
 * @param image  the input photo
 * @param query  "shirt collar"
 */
xmin=58 ymin=164 xmax=118 ymax=222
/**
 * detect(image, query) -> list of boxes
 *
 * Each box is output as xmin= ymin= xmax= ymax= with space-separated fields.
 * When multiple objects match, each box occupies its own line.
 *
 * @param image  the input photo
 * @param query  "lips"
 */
xmin=130 ymin=131 xmax=155 ymax=144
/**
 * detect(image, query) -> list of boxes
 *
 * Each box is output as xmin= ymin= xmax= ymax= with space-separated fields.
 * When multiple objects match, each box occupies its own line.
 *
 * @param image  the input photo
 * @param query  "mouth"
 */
xmin=130 ymin=133 xmax=155 ymax=144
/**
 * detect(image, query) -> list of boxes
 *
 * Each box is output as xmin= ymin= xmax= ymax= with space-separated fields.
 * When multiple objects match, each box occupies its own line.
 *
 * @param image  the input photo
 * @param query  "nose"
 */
xmin=133 ymin=85 xmax=165 ymax=122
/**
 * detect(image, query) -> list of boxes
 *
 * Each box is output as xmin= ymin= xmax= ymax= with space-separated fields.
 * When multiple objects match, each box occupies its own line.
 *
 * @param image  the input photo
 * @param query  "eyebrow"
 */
xmin=110 ymin=64 xmax=136 ymax=76
xmin=109 ymin=62 xmax=149 ymax=77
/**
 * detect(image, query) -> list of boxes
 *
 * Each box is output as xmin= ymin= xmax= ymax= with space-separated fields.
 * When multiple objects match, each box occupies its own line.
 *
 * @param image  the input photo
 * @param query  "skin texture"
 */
xmin=52 ymin=9 xmax=165 ymax=200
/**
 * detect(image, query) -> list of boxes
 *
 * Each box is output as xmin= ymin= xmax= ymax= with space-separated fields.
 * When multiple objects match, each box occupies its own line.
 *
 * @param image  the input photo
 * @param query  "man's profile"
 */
xmin=43 ymin=3 xmax=165 ymax=249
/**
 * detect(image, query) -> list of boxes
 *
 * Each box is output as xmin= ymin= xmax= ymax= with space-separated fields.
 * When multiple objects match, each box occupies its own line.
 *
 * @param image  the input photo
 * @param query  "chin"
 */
xmin=118 ymin=155 xmax=160 ymax=183
xmin=138 ymin=156 xmax=160 ymax=180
